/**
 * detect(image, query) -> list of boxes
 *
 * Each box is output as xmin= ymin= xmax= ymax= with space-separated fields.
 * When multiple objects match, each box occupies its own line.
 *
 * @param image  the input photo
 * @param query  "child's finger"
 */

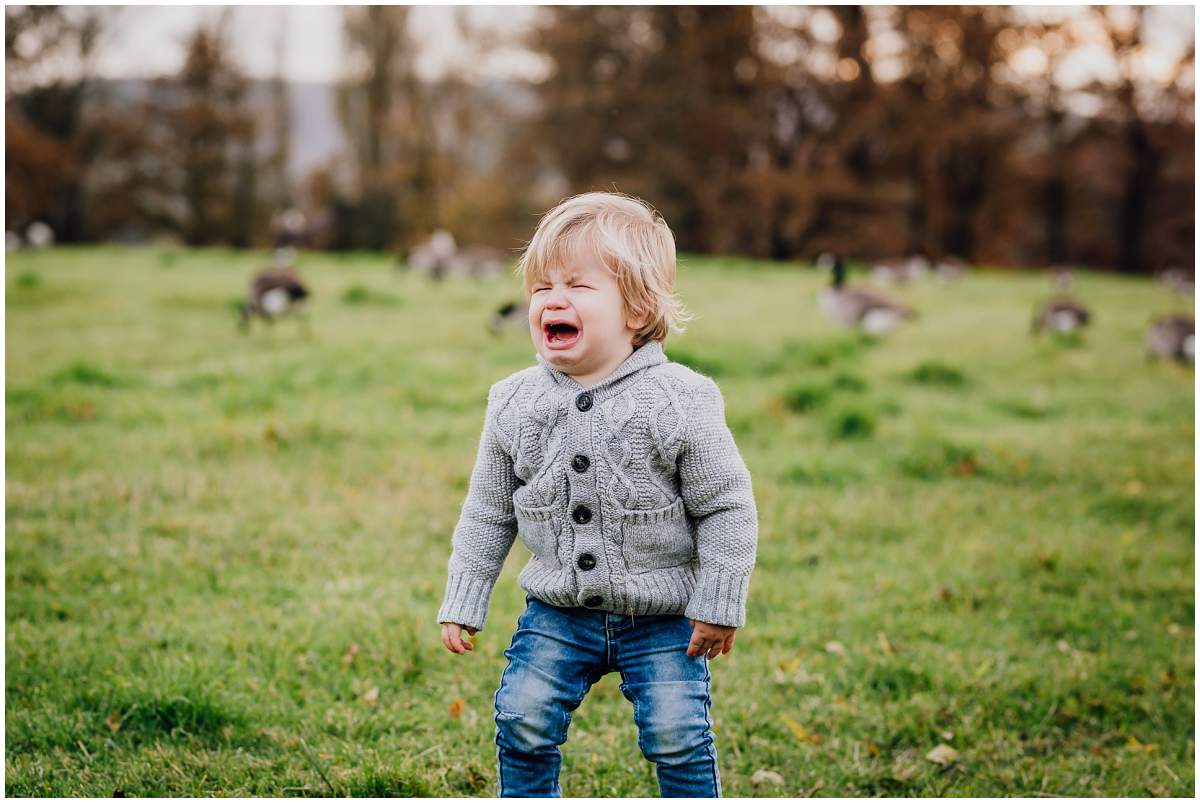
xmin=445 ymin=626 xmax=467 ymax=654
xmin=722 ymin=633 xmax=736 ymax=654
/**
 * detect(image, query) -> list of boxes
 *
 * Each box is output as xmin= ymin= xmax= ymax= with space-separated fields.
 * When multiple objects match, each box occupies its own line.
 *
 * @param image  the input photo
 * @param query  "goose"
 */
xmin=1157 ymin=266 xmax=1194 ymax=298
xmin=870 ymin=257 xmax=909 ymax=287
xmin=26 ymin=221 xmax=54 ymax=248
xmin=239 ymin=262 xmax=310 ymax=334
xmin=1145 ymin=315 xmax=1194 ymax=363
xmin=1049 ymin=266 xmax=1075 ymax=292
xmin=488 ymin=299 xmax=529 ymax=337
xmin=819 ymin=255 xmax=915 ymax=336
xmin=871 ymin=254 xmax=930 ymax=286
xmin=934 ymin=256 xmax=967 ymax=283
xmin=407 ymin=230 xmax=457 ymax=282
xmin=1031 ymin=297 xmax=1090 ymax=335
xmin=452 ymin=245 xmax=508 ymax=280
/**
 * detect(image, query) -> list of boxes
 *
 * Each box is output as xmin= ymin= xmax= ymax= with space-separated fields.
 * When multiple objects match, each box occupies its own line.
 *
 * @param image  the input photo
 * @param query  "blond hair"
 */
xmin=516 ymin=192 xmax=692 ymax=347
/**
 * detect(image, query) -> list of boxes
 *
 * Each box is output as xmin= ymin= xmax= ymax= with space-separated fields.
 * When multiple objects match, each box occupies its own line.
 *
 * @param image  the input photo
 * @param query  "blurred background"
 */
xmin=5 ymin=4 xmax=1195 ymax=271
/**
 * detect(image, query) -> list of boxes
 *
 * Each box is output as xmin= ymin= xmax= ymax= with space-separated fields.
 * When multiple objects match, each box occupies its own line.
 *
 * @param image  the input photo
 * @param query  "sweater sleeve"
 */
xmin=436 ymin=383 xmax=520 ymax=631
xmin=678 ymin=377 xmax=758 ymax=628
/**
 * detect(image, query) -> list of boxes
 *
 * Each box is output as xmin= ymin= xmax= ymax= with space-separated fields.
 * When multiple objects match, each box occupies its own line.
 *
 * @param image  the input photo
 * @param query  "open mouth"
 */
xmin=543 ymin=321 xmax=581 ymax=349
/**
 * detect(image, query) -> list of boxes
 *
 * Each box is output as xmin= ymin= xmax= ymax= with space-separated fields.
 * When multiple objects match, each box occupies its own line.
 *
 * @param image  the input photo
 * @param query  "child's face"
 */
xmin=528 ymin=242 xmax=645 ymax=378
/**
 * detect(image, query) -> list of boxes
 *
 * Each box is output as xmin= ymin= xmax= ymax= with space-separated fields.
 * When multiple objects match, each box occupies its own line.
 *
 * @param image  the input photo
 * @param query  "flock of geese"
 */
xmin=233 ymin=247 xmax=1194 ymax=365
xmin=814 ymin=252 xmax=1194 ymax=364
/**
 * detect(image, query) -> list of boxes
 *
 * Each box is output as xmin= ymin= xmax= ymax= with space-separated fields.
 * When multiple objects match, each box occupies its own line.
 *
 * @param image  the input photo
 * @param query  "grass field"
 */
xmin=5 ymin=246 xmax=1194 ymax=796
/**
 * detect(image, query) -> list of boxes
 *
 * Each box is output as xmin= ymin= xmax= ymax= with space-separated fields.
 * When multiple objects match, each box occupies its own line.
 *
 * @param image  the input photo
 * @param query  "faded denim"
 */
xmin=494 ymin=594 xmax=721 ymax=797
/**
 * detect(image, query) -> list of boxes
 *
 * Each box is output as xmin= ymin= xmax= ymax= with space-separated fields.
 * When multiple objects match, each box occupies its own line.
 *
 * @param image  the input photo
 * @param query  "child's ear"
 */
xmin=626 ymin=309 xmax=650 ymax=331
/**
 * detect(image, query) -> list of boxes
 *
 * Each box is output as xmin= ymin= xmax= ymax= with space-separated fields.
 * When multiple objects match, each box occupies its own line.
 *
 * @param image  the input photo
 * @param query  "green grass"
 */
xmin=5 ymin=246 xmax=1194 ymax=796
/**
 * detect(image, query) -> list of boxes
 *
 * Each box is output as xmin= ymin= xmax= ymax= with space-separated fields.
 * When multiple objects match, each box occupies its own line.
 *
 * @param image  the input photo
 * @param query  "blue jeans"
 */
xmin=494 ymin=594 xmax=722 ymax=797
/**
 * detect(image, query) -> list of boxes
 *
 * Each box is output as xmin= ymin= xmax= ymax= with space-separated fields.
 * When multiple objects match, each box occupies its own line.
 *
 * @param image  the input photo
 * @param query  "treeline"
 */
xmin=5 ymin=6 xmax=1194 ymax=272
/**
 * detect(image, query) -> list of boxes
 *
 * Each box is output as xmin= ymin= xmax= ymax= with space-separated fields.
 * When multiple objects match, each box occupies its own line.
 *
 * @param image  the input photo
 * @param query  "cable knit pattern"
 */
xmin=436 ymin=340 xmax=758 ymax=630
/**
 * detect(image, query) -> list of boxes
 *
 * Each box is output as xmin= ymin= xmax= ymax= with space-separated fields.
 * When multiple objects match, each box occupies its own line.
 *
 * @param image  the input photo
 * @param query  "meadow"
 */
xmin=4 ymin=246 xmax=1194 ymax=796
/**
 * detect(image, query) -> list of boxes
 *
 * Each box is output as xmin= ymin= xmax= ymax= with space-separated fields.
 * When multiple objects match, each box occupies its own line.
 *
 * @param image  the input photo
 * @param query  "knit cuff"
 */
xmin=684 ymin=567 xmax=751 ymax=628
xmin=436 ymin=569 xmax=497 ymax=631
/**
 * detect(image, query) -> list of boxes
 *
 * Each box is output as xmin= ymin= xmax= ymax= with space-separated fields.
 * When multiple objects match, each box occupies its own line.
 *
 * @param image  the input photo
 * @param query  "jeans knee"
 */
xmin=495 ymin=702 xmax=567 ymax=755
xmin=624 ymin=680 xmax=716 ymax=767
xmin=640 ymin=721 xmax=715 ymax=766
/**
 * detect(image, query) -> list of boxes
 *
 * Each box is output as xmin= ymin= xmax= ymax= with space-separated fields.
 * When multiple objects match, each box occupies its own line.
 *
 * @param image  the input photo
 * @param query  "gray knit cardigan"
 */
xmin=436 ymin=339 xmax=758 ymax=630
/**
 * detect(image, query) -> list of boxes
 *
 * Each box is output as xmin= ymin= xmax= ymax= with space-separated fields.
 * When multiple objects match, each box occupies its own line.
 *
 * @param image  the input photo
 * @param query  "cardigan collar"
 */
xmin=536 ymin=340 xmax=667 ymax=401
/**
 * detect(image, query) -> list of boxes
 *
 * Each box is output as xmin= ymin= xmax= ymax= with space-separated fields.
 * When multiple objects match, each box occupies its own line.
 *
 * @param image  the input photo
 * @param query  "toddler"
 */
xmin=436 ymin=192 xmax=758 ymax=797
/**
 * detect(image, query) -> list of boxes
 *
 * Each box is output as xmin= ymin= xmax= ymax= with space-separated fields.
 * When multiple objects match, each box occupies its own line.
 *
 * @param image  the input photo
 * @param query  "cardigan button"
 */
xmin=572 ymin=454 xmax=590 ymax=473
xmin=575 ymin=392 xmax=594 ymax=412
xmin=584 ymin=595 xmax=603 ymax=607
xmin=572 ymin=505 xmax=592 ymax=525
xmin=577 ymin=553 xmax=596 ymax=570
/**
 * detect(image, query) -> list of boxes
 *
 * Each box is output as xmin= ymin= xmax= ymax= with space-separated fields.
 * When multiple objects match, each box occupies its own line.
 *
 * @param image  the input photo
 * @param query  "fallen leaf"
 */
xmin=1125 ymin=736 xmax=1158 ymax=753
xmin=105 ymin=711 xmax=122 ymax=734
xmin=925 ymin=744 xmax=958 ymax=766
xmin=750 ymin=769 xmax=784 ymax=786
xmin=449 ymin=698 xmax=465 ymax=719
xmin=362 ymin=686 xmax=379 ymax=706
xmin=865 ymin=741 xmax=880 ymax=757
xmin=891 ymin=750 xmax=920 ymax=781
xmin=342 ymin=642 xmax=359 ymax=667
xmin=877 ymin=631 xmax=895 ymax=657
xmin=935 ymin=586 xmax=954 ymax=603
xmin=951 ymin=456 xmax=978 ymax=476
xmin=776 ymin=656 xmax=800 ymax=674
xmin=779 ymin=714 xmax=821 ymax=744
xmin=824 ymin=640 xmax=847 ymax=656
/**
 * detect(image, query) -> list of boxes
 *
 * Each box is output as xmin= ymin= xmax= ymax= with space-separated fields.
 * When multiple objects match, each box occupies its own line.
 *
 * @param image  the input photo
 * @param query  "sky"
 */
xmin=90 ymin=5 xmax=544 ymax=84
xmin=79 ymin=4 xmax=1196 ymax=88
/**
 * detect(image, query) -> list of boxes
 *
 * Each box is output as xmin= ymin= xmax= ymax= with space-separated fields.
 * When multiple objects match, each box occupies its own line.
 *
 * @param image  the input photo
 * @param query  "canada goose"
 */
xmin=489 ymin=299 xmax=528 ymax=337
xmin=445 ymin=245 xmax=507 ymax=281
xmin=1049 ymin=266 xmax=1075 ymax=292
xmin=1145 ymin=315 xmax=1194 ymax=363
xmin=26 ymin=221 xmax=54 ymax=248
xmin=407 ymin=230 xmax=458 ymax=282
xmin=819 ymin=255 xmax=915 ymax=336
xmin=239 ymin=264 xmax=310 ymax=334
xmin=872 ymin=255 xmax=930 ymax=286
xmin=871 ymin=257 xmax=908 ymax=287
xmin=934 ymin=256 xmax=967 ymax=283
xmin=1031 ymin=297 xmax=1091 ymax=335
xmin=1157 ymin=267 xmax=1194 ymax=298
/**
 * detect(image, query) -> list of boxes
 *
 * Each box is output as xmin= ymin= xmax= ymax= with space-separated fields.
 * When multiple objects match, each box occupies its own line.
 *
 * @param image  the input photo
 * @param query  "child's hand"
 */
xmin=686 ymin=619 xmax=737 ymax=659
xmin=441 ymin=622 xmax=479 ymax=655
